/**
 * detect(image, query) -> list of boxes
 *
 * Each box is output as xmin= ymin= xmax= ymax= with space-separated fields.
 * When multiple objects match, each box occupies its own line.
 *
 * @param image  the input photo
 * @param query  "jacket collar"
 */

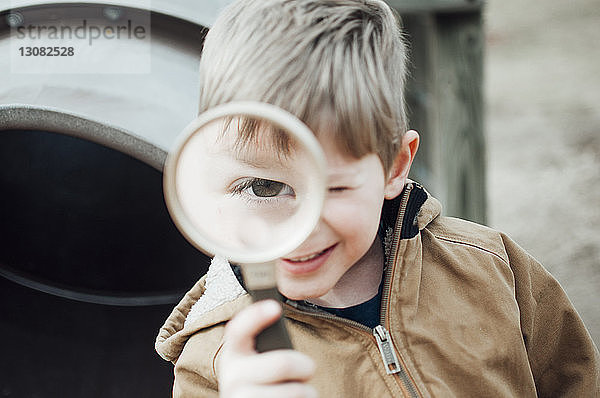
xmin=155 ymin=181 xmax=441 ymax=362
xmin=382 ymin=181 xmax=441 ymax=239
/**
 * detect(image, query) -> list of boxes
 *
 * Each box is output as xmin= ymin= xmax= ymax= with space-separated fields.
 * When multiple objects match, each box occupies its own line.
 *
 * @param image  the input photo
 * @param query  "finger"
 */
xmin=227 ymin=383 xmax=318 ymax=398
xmin=223 ymin=299 xmax=282 ymax=354
xmin=224 ymin=350 xmax=315 ymax=385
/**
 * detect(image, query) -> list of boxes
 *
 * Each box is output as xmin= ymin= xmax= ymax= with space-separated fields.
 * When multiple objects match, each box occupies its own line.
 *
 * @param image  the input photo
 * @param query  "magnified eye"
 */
xmin=229 ymin=177 xmax=295 ymax=200
xmin=251 ymin=179 xmax=289 ymax=197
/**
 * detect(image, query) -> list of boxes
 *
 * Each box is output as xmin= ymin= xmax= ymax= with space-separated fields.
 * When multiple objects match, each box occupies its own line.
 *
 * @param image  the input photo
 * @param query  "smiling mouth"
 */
xmin=285 ymin=244 xmax=336 ymax=263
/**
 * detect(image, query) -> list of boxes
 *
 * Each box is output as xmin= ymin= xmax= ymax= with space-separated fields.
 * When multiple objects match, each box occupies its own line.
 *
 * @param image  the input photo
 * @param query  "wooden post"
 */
xmin=396 ymin=6 xmax=486 ymax=224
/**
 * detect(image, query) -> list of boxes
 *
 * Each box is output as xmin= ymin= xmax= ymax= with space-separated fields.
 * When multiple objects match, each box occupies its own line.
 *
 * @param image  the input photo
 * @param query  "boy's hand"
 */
xmin=218 ymin=300 xmax=318 ymax=398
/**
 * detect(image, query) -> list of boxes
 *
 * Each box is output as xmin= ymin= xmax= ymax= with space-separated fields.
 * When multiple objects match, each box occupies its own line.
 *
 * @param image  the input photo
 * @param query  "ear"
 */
xmin=384 ymin=130 xmax=419 ymax=200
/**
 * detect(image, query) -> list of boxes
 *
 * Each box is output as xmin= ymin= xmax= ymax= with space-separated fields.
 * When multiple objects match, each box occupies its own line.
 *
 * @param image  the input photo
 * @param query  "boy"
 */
xmin=156 ymin=0 xmax=600 ymax=396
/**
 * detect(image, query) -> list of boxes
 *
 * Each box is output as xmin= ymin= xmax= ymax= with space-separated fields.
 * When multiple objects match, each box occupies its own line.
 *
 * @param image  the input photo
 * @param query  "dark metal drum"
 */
xmin=0 ymin=2 xmax=232 ymax=396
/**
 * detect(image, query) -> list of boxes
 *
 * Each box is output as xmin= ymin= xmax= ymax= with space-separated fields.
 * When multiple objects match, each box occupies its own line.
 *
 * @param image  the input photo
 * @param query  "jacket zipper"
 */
xmin=378 ymin=182 xmax=421 ymax=398
xmin=284 ymin=301 xmax=420 ymax=398
xmin=380 ymin=182 xmax=413 ymax=325
xmin=373 ymin=325 xmax=403 ymax=374
xmin=285 ymin=183 xmax=422 ymax=398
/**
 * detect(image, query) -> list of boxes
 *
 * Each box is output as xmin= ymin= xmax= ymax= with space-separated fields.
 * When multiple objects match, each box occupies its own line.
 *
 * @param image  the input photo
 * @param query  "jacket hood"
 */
xmin=155 ymin=256 xmax=251 ymax=362
xmin=155 ymin=182 xmax=441 ymax=363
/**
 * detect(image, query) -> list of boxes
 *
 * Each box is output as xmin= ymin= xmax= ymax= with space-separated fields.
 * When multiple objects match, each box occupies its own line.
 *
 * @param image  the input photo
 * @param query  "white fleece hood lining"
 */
xmin=184 ymin=255 xmax=246 ymax=327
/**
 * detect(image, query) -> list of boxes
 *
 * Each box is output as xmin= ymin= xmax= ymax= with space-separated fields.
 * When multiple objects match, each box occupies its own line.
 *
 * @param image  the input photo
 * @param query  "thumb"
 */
xmin=223 ymin=299 xmax=282 ymax=355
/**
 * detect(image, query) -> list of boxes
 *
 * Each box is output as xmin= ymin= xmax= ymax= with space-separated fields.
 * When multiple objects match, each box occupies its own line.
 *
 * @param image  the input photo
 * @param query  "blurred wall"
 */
xmin=485 ymin=0 xmax=600 ymax=344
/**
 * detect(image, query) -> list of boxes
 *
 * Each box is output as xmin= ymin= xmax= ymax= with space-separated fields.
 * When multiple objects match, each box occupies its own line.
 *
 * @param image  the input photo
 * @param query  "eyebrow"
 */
xmin=328 ymin=167 xmax=362 ymax=179
xmin=235 ymin=155 xmax=276 ymax=169
xmin=229 ymin=147 xmax=295 ymax=171
xmin=327 ymin=167 xmax=365 ymax=186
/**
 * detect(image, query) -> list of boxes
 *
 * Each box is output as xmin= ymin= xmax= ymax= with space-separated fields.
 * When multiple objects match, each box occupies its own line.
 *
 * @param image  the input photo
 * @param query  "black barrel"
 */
xmin=0 ymin=129 xmax=210 ymax=397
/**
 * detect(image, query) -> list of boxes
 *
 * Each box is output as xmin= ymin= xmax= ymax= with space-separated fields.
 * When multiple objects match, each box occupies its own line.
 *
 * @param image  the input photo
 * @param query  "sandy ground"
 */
xmin=484 ymin=0 xmax=600 ymax=344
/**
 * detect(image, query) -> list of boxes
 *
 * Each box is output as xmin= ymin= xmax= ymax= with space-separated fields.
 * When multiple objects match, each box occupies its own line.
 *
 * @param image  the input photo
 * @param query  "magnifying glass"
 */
xmin=163 ymin=102 xmax=327 ymax=352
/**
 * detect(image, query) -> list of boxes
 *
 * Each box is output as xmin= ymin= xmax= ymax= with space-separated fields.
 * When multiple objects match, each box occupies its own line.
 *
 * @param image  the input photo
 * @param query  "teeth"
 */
xmin=288 ymin=248 xmax=328 ymax=262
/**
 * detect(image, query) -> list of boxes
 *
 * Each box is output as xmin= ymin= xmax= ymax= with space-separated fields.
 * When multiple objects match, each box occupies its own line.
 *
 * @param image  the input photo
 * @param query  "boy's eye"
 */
xmin=229 ymin=177 xmax=295 ymax=200
xmin=328 ymin=186 xmax=349 ymax=193
xmin=250 ymin=179 xmax=290 ymax=197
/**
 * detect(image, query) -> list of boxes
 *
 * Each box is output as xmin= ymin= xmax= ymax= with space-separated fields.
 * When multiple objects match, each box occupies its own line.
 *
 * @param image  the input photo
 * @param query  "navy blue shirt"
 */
xmin=315 ymin=285 xmax=382 ymax=329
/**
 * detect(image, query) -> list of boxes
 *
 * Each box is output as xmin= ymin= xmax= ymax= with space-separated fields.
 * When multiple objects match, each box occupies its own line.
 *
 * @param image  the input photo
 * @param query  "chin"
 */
xmin=278 ymin=281 xmax=331 ymax=301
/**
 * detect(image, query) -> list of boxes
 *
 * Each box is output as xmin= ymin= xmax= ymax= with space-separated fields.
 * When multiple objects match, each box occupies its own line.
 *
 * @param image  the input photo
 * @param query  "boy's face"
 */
xmin=274 ymin=134 xmax=391 ymax=301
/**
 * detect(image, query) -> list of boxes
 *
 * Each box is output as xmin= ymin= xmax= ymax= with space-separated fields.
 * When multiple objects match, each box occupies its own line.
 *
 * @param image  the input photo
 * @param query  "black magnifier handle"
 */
xmin=238 ymin=263 xmax=293 ymax=352
xmin=248 ymin=287 xmax=293 ymax=352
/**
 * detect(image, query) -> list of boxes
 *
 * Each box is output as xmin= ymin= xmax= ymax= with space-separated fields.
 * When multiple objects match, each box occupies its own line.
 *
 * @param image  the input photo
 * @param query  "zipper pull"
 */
xmin=373 ymin=325 xmax=401 ymax=374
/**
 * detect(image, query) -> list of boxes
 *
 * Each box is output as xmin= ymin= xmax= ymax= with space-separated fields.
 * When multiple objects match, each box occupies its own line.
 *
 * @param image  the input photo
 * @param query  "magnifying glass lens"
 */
xmin=173 ymin=113 xmax=324 ymax=261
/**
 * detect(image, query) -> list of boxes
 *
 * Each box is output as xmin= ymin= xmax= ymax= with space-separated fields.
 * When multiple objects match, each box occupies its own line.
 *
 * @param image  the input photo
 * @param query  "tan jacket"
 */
xmin=156 ymin=182 xmax=600 ymax=397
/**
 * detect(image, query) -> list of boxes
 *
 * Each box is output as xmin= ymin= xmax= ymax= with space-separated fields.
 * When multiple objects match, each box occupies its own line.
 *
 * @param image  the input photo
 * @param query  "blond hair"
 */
xmin=199 ymin=0 xmax=408 ymax=173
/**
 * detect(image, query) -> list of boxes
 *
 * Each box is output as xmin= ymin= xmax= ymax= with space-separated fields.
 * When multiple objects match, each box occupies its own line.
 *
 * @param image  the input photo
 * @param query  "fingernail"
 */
xmin=261 ymin=300 xmax=281 ymax=316
xmin=300 ymin=358 xmax=316 ymax=375
xmin=307 ymin=386 xmax=319 ymax=398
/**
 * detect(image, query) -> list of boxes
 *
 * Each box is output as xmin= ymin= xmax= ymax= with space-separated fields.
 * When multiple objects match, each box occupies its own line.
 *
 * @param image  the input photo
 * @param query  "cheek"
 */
xmin=325 ymin=195 xmax=383 ymax=251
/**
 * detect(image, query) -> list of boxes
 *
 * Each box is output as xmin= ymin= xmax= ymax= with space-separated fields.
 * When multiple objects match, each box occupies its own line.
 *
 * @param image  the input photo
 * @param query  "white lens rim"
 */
xmin=164 ymin=101 xmax=327 ymax=264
